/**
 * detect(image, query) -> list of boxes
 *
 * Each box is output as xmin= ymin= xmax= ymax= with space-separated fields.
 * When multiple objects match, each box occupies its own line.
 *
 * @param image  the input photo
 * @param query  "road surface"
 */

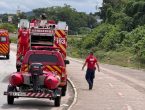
xmin=0 ymin=45 xmax=74 ymax=110
xmin=68 ymin=58 xmax=145 ymax=110
xmin=1 ymin=44 xmax=145 ymax=110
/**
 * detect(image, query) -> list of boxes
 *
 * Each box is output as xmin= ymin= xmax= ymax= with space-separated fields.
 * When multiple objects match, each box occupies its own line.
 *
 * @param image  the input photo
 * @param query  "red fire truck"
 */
xmin=16 ymin=19 xmax=69 ymax=96
xmin=0 ymin=29 xmax=10 ymax=59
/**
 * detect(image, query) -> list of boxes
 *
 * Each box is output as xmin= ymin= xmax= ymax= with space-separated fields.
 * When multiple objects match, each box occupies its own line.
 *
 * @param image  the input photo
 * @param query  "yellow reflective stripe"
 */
xmin=53 ymin=66 xmax=61 ymax=73
xmin=0 ymin=45 xmax=5 ymax=53
xmin=1 ymin=44 xmax=7 ymax=53
xmin=0 ymin=44 xmax=4 ymax=53
xmin=47 ymin=65 xmax=55 ymax=71
xmin=60 ymin=30 xmax=66 ymax=36
xmin=59 ymin=44 xmax=66 ymax=53
xmin=55 ymin=30 xmax=61 ymax=37
xmin=2 ymin=44 xmax=8 ymax=52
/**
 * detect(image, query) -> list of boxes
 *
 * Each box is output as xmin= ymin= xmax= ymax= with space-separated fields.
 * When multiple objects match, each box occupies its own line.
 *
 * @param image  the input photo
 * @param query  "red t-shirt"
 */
xmin=85 ymin=55 xmax=97 ymax=70
xmin=19 ymin=29 xmax=29 ymax=44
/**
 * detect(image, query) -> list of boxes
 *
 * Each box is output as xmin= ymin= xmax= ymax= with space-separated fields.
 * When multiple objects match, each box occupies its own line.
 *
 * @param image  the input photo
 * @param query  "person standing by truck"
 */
xmin=82 ymin=52 xmax=100 ymax=90
xmin=18 ymin=26 xmax=29 ymax=56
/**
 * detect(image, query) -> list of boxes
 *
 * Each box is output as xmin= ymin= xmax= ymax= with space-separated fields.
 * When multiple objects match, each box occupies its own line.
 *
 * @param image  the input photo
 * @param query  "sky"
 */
xmin=0 ymin=0 xmax=103 ymax=14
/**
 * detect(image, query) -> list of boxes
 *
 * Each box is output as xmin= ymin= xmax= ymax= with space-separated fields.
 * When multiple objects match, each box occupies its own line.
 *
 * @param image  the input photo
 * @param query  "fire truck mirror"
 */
xmin=64 ymin=60 xmax=70 ymax=65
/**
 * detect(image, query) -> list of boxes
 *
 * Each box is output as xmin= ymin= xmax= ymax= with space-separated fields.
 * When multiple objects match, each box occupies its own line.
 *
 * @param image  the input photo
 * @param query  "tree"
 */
xmin=32 ymin=5 xmax=97 ymax=34
xmin=2 ymin=14 xmax=8 ymax=23
xmin=0 ymin=23 xmax=16 ymax=32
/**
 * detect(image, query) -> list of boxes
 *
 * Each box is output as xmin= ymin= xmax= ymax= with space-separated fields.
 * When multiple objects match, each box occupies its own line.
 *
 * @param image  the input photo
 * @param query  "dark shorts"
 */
xmin=86 ymin=68 xmax=95 ymax=79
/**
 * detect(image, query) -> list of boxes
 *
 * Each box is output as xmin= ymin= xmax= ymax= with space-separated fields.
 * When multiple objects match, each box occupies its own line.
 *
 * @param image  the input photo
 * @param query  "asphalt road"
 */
xmin=0 ymin=47 xmax=74 ymax=110
xmin=1 ymin=44 xmax=145 ymax=110
xmin=68 ymin=58 xmax=145 ymax=110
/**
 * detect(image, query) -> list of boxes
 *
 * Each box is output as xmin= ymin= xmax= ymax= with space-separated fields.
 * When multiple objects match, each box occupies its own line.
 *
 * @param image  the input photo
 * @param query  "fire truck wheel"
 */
xmin=61 ymin=84 xmax=67 ymax=96
xmin=7 ymin=85 xmax=15 ymax=105
xmin=17 ymin=68 xmax=20 ymax=72
xmin=16 ymin=65 xmax=21 ymax=72
xmin=54 ymin=96 xmax=61 ymax=107
xmin=6 ymin=54 xmax=9 ymax=59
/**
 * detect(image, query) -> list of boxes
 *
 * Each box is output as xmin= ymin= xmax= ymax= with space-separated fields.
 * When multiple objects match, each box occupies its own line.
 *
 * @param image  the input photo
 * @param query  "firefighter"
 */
xmin=82 ymin=51 xmax=100 ymax=90
xmin=39 ymin=13 xmax=47 ymax=27
xmin=18 ymin=26 xmax=29 ymax=56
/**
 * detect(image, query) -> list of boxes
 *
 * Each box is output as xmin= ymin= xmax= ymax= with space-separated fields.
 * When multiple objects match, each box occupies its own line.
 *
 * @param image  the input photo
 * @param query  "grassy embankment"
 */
xmin=67 ymin=35 xmax=145 ymax=70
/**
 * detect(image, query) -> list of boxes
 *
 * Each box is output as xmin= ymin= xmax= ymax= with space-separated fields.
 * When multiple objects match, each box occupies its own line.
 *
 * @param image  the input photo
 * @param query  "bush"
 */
xmin=0 ymin=23 xmax=16 ymax=33
xmin=10 ymin=37 xmax=17 ymax=43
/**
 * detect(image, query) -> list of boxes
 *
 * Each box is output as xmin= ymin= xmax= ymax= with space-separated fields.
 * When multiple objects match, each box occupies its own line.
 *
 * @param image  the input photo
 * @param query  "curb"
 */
xmin=67 ymin=78 xmax=78 ymax=110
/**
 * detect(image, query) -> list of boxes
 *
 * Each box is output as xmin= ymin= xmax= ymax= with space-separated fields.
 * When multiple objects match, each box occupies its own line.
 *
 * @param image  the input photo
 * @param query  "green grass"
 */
xmin=10 ymin=37 xmax=17 ymax=43
xmin=99 ymin=51 xmax=134 ymax=67
xmin=67 ymin=47 xmax=145 ymax=70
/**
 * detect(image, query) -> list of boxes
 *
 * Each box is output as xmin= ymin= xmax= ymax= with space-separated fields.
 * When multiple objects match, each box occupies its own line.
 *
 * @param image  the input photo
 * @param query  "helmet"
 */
xmin=41 ymin=13 xmax=47 ymax=20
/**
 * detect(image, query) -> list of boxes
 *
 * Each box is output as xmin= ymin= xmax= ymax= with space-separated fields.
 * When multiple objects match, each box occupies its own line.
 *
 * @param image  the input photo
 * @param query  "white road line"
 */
xmin=67 ymin=78 xmax=78 ymax=110
xmin=126 ymin=104 xmax=133 ymax=110
xmin=108 ymin=83 xmax=114 ymax=88
xmin=117 ymin=92 xmax=124 ymax=98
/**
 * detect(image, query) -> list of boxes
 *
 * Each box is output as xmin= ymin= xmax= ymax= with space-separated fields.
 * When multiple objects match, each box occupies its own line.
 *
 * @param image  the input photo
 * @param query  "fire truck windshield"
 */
xmin=28 ymin=54 xmax=59 ymax=65
xmin=31 ymin=35 xmax=54 ymax=46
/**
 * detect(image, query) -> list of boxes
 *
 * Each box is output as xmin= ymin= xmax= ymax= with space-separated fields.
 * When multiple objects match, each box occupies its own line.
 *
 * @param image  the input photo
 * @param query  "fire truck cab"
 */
xmin=0 ymin=29 xmax=10 ymax=59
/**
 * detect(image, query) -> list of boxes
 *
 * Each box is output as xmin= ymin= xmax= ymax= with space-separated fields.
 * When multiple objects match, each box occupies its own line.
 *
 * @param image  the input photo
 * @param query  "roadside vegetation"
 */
xmin=0 ymin=23 xmax=16 ymax=32
xmin=0 ymin=23 xmax=17 ymax=43
xmin=68 ymin=0 xmax=145 ymax=69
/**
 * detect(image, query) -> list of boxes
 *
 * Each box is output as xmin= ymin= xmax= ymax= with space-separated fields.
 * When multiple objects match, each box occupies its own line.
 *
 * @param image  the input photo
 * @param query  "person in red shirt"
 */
xmin=82 ymin=52 xmax=100 ymax=90
xmin=18 ymin=27 xmax=29 ymax=56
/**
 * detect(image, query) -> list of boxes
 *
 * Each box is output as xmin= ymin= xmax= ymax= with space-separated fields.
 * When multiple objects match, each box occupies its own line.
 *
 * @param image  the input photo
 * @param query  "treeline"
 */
xmin=69 ymin=0 xmax=145 ymax=68
xmin=31 ymin=5 xmax=97 ymax=34
xmin=0 ymin=5 xmax=97 ymax=34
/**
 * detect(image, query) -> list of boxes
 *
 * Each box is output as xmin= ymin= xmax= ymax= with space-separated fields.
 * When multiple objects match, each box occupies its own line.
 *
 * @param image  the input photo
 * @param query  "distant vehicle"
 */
xmin=0 ymin=29 xmax=10 ymax=59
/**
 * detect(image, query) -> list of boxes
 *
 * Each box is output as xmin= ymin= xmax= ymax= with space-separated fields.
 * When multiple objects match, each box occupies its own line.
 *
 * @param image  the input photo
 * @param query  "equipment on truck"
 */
xmin=0 ymin=29 xmax=10 ymax=59
xmin=16 ymin=18 xmax=69 ymax=96
xmin=4 ymin=62 xmax=61 ymax=107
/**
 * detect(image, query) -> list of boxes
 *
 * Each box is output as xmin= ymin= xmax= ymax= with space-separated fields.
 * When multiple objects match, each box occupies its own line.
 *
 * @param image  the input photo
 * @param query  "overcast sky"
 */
xmin=0 ymin=0 xmax=102 ymax=14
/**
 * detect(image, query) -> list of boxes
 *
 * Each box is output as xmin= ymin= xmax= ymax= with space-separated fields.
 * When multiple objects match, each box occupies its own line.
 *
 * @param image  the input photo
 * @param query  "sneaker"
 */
xmin=89 ymin=85 xmax=92 ymax=90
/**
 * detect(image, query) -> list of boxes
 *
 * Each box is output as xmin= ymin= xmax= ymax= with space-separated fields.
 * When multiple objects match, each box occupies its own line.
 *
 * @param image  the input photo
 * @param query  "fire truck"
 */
xmin=16 ymin=19 xmax=69 ymax=96
xmin=0 ymin=29 xmax=10 ymax=59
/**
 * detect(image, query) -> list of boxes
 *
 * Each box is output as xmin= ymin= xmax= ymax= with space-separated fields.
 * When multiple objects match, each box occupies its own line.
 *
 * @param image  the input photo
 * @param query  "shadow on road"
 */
xmin=1 ymin=99 xmax=56 ymax=110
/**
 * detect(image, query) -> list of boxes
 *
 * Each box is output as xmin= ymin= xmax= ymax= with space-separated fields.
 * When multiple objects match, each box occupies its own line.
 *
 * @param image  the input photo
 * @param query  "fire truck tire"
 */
xmin=16 ymin=65 xmax=21 ymax=72
xmin=17 ymin=68 xmax=20 ymax=72
xmin=61 ymin=84 xmax=67 ymax=96
xmin=6 ymin=54 xmax=9 ymax=59
xmin=54 ymin=96 xmax=61 ymax=107
xmin=7 ymin=85 xmax=15 ymax=105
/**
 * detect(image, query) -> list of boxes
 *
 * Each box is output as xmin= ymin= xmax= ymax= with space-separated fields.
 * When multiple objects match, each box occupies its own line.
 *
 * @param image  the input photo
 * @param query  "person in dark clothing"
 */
xmin=82 ymin=52 xmax=100 ymax=90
